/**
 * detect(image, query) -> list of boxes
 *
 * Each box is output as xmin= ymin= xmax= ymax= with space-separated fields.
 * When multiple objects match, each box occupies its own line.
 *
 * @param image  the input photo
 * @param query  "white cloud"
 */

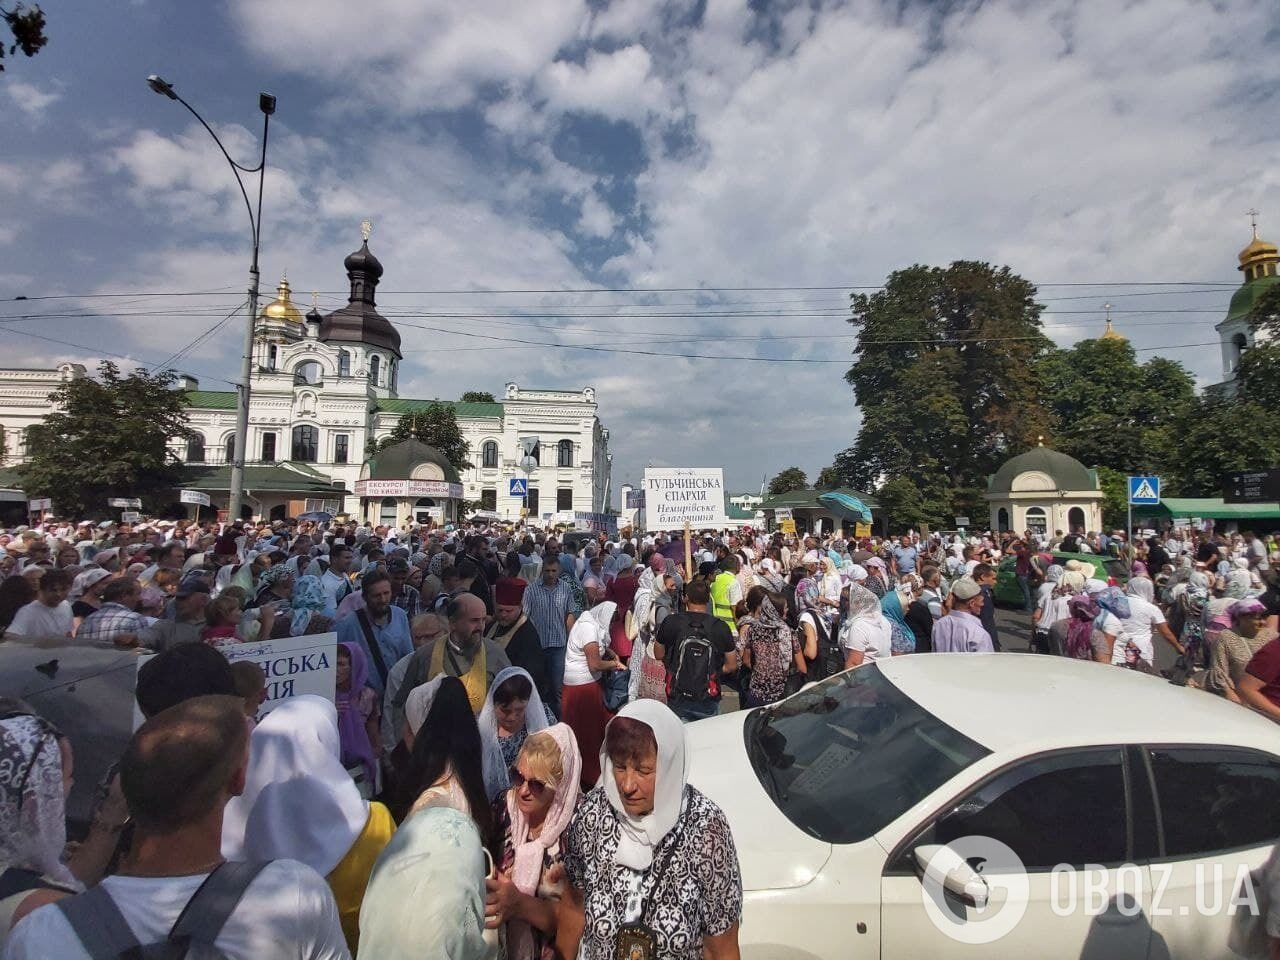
xmin=577 ymin=192 xmax=617 ymax=237
xmin=538 ymin=44 xmax=669 ymax=123
xmin=4 ymin=80 xmax=61 ymax=119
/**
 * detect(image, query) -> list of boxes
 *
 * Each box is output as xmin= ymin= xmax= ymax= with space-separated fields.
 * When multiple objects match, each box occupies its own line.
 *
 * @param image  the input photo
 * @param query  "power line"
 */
xmin=0 ymin=327 xmax=241 ymax=387
xmin=155 ymin=301 xmax=248 ymax=371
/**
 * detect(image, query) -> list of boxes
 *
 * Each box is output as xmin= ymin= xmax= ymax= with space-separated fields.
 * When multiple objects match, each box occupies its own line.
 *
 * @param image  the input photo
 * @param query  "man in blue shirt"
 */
xmin=891 ymin=535 xmax=919 ymax=577
xmin=337 ymin=569 xmax=412 ymax=693
xmin=521 ymin=556 xmax=579 ymax=717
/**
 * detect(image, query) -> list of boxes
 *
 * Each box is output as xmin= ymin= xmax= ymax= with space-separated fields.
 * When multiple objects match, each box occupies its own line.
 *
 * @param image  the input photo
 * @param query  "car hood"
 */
xmin=685 ymin=708 xmax=831 ymax=891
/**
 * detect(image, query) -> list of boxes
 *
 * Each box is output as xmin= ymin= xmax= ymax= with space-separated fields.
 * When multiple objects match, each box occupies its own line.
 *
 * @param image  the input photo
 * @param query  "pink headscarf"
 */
xmin=504 ymin=722 xmax=581 ymax=960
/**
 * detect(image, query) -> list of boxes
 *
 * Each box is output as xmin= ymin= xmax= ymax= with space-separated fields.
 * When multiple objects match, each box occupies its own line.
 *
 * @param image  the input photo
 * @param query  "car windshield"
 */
xmin=744 ymin=665 xmax=990 ymax=844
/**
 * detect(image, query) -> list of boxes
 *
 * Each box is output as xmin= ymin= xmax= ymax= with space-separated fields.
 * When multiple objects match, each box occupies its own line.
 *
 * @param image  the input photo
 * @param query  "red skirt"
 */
xmin=561 ymin=681 xmax=612 ymax=789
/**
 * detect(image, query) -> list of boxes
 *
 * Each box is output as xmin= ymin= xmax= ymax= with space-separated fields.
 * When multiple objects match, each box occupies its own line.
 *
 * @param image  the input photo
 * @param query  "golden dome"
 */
xmin=1239 ymin=235 xmax=1279 ymax=266
xmin=1099 ymin=318 xmax=1126 ymax=341
xmin=259 ymin=276 xmax=304 ymax=324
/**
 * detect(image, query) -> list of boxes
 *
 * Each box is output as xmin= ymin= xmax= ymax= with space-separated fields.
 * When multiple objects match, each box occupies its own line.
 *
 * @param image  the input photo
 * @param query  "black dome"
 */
xmin=319 ymin=236 xmax=401 ymax=357
xmin=343 ymin=240 xmax=384 ymax=281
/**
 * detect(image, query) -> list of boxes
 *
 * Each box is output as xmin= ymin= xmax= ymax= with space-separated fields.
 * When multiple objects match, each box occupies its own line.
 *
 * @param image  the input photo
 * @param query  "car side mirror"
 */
xmin=914 ymin=844 xmax=990 ymax=908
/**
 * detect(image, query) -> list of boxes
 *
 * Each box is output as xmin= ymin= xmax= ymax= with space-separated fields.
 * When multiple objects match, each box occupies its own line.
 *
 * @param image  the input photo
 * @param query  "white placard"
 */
xmin=643 ymin=467 xmax=730 ymax=530
xmin=28 ymin=497 xmax=51 ymax=512
xmin=180 ymin=489 xmax=211 ymax=506
xmin=121 ymin=511 xmax=141 ymax=523
xmin=134 ymin=631 xmax=336 ymax=727
xmin=774 ymin=507 xmax=793 ymax=520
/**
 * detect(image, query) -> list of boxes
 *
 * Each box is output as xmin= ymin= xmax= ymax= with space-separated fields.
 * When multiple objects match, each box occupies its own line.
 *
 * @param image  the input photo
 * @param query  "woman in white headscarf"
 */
xmin=358 ymin=805 xmax=491 ymax=960
xmin=561 ymin=601 xmax=626 ymax=790
xmin=221 ymin=695 xmax=394 ymax=954
xmin=557 ymin=700 xmax=742 ymax=960
xmin=477 ymin=666 xmax=554 ymax=801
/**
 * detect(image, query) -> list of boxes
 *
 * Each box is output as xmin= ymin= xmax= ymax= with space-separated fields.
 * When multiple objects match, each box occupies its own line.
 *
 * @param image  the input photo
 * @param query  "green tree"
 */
xmin=16 ymin=362 xmax=195 ymax=517
xmin=814 ymin=465 xmax=841 ymax=490
xmin=460 ymin=390 xmax=496 ymax=403
xmin=1037 ymin=338 xmax=1195 ymax=473
xmin=767 ymin=466 xmax=808 ymax=496
xmin=2 ymin=2 xmax=46 ymax=72
xmin=1094 ymin=466 xmax=1131 ymax=531
xmin=875 ymin=476 xmax=932 ymax=533
xmin=378 ymin=402 xmax=471 ymax=469
xmin=841 ymin=261 xmax=1054 ymax=526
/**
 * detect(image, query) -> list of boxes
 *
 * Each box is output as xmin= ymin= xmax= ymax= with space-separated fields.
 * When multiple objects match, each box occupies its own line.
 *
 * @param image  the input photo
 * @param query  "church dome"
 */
xmin=344 ymin=241 xmax=384 ymax=281
xmin=1239 ymin=234 xmax=1279 ymax=267
xmin=318 ymin=223 xmax=402 ymax=357
xmin=987 ymin=445 xmax=1098 ymax=494
xmin=259 ymin=276 xmax=304 ymax=324
xmin=364 ymin=439 xmax=461 ymax=484
xmin=1099 ymin=318 xmax=1126 ymax=341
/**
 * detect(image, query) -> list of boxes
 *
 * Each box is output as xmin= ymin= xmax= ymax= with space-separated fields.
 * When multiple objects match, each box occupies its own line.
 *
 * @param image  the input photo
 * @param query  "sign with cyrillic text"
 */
xmin=643 ymin=468 xmax=729 ymax=530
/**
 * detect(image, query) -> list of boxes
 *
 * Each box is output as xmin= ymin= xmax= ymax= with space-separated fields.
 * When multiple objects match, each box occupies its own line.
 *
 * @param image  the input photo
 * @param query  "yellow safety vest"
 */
xmin=710 ymin=571 xmax=737 ymax=635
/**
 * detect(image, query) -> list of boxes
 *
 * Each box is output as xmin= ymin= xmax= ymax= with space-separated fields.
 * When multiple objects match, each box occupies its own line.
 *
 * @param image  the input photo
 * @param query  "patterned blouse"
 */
xmin=562 ymin=785 xmax=742 ymax=960
xmin=498 ymin=703 xmax=558 ymax=768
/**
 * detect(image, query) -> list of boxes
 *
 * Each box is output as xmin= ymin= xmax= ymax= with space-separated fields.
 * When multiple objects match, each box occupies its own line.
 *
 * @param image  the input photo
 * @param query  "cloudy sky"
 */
xmin=3 ymin=0 xmax=1278 ymax=499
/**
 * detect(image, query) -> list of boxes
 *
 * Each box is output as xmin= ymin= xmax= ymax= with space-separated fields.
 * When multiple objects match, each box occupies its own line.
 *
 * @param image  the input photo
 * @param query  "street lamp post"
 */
xmin=146 ymin=75 xmax=275 ymax=522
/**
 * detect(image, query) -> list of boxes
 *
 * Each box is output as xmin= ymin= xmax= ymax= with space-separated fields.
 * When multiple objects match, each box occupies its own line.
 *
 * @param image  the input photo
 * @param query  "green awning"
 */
xmin=1133 ymin=497 xmax=1280 ymax=520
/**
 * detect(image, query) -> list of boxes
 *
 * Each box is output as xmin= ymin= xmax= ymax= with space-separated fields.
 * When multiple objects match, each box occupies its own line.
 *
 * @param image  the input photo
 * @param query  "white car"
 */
xmin=687 ymin=654 xmax=1280 ymax=959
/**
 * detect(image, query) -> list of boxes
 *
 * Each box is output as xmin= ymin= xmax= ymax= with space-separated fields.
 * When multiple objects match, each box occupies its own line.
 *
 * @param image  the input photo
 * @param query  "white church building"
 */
xmin=0 ymin=230 xmax=611 ymax=523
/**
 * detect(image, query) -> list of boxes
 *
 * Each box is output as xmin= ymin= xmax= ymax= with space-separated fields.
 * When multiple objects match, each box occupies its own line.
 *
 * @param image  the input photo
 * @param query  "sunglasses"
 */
xmin=509 ymin=766 xmax=549 ymax=797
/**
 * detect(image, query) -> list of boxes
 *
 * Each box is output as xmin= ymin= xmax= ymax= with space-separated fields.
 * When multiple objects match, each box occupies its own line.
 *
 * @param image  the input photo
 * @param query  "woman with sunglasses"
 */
xmin=0 ymin=709 xmax=128 ymax=946
xmin=485 ymin=724 xmax=582 ymax=960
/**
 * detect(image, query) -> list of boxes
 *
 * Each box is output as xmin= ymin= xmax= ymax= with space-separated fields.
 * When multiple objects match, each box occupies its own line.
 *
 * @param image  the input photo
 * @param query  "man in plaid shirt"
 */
xmin=387 ymin=557 xmax=421 ymax=619
xmin=76 ymin=578 xmax=149 ymax=648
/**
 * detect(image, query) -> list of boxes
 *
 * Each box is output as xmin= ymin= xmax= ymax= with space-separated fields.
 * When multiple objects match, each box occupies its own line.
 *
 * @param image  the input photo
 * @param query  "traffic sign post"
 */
xmin=1127 ymin=476 xmax=1161 ymax=551
xmin=508 ymin=478 xmax=527 ymax=497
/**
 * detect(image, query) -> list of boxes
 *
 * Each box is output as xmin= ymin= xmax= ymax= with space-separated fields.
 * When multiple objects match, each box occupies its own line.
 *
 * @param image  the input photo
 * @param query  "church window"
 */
xmin=482 ymin=441 xmax=498 ymax=469
xmin=557 ymin=439 xmax=573 ymax=467
xmin=294 ymin=361 xmax=322 ymax=386
xmin=292 ymin=425 xmax=318 ymax=462
xmin=557 ymin=488 xmax=573 ymax=511
xmin=390 ymin=360 xmax=397 ymax=391
xmin=338 ymin=350 xmax=351 ymax=377
xmin=1232 ymin=333 xmax=1249 ymax=372
xmin=480 ymin=489 xmax=497 ymax=511
xmin=370 ymin=355 xmax=381 ymax=385
xmin=261 ymin=432 xmax=276 ymax=462
xmin=224 ymin=435 xmax=236 ymax=464
xmin=267 ymin=344 xmax=278 ymax=371
xmin=334 ymin=434 xmax=349 ymax=464
xmin=186 ymin=435 xmax=205 ymax=463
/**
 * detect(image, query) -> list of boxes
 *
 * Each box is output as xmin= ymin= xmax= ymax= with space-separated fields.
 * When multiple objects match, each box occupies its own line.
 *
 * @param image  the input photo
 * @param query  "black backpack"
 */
xmin=668 ymin=620 xmax=719 ymax=703
xmin=804 ymin=614 xmax=844 ymax=683
xmin=56 ymin=861 xmax=268 ymax=959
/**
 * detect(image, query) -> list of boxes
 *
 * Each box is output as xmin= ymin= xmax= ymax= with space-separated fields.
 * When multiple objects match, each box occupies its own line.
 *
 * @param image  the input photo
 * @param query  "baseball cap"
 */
xmin=950 ymin=577 xmax=982 ymax=601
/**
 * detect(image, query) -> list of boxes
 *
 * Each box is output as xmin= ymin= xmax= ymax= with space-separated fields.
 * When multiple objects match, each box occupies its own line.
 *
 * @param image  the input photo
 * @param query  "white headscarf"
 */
xmin=357 ymin=806 xmax=489 ymax=960
xmin=69 ymin=567 xmax=111 ymax=600
xmin=405 ymin=676 xmax=446 ymax=735
xmin=476 ymin=667 xmax=550 ymax=800
xmin=0 ymin=715 xmax=80 ymax=890
xmin=571 ymin=601 xmax=616 ymax=649
xmin=599 ymin=699 xmax=687 ymax=871
xmin=221 ymin=696 xmax=367 ymax=876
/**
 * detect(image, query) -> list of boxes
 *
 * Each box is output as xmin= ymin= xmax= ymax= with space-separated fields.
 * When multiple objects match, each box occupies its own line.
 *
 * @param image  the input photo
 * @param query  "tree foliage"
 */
xmin=840 ymin=261 xmax=1053 ymax=527
xmin=1036 ymin=337 xmax=1195 ymax=473
xmin=460 ymin=390 xmax=496 ymax=403
xmin=814 ymin=466 xmax=841 ymax=490
xmin=16 ymin=362 xmax=195 ymax=517
xmin=378 ymin=403 xmax=471 ymax=469
xmin=767 ymin=467 xmax=808 ymax=496
xmin=1 ymin=2 xmax=46 ymax=72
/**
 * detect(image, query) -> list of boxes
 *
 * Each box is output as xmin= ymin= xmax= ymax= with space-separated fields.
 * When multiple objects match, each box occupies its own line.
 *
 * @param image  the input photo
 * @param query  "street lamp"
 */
xmin=146 ymin=74 xmax=275 ymax=522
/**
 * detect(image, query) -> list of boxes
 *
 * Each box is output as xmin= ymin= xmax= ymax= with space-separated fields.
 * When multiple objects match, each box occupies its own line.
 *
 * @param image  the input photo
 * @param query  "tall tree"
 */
xmin=814 ymin=466 xmax=841 ymax=490
xmin=767 ymin=467 xmax=808 ymax=496
xmin=16 ymin=362 xmax=194 ymax=517
xmin=841 ymin=261 xmax=1053 ymax=526
xmin=378 ymin=402 xmax=471 ymax=469
xmin=2 ymin=2 xmax=46 ymax=72
xmin=460 ymin=390 xmax=496 ymax=403
xmin=1036 ymin=337 xmax=1195 ymax=473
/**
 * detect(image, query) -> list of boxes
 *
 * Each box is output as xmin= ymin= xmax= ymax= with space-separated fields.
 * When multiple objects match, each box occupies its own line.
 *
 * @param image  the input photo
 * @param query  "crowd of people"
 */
xmin=2 ymin=512 xmax=1279 ymax=958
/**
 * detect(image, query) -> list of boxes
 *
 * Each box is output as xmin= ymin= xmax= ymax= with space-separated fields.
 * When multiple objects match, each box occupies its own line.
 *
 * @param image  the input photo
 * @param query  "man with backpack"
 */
xmin=654 ymin=578 xmax=737 ymax=723
xmin=5 ymin=695 xmax=350 ymax=959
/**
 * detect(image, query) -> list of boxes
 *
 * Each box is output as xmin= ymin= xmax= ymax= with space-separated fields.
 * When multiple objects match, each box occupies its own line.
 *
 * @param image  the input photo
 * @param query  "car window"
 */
xmin=910 ymin=748 xmax=1129 ymax=871
xmin=743 ymin=665 xmax=990 ymax=844
xmin=1147 ymin=747 xmax=1280 ymax=858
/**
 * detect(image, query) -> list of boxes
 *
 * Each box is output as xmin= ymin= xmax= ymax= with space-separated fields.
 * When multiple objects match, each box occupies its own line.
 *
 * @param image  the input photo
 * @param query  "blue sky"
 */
xmin=3 ymin=0 xmax=1279 ymax=498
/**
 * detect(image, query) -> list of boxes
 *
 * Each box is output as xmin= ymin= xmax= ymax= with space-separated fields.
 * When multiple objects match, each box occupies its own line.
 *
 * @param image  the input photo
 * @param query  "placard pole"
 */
xmin=684 ymin=520 xmax=693 ymax=581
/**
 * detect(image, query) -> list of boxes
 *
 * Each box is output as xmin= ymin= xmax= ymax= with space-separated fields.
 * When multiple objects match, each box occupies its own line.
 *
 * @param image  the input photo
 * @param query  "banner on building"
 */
xmin=135 ymin=632 xmax=336 ymax=726
xmin=643 ymin=468 xmax=729 ymax=530
xmin=354 ymin=479 xmax=464 ymax=499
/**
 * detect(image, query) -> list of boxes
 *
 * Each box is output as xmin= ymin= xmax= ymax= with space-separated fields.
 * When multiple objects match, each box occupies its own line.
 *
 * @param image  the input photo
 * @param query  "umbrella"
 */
xmin=817 ymin=492 xmax=872 ymax=522
xmin=296 ymin=510 xmax=334 ymax=523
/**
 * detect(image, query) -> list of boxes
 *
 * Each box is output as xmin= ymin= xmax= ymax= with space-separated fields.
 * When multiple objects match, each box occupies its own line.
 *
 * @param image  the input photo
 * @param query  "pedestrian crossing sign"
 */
xmin=509 ymin=478 xmax=528 ymax=497
xmin=1128 ymin=476 xmax=1160 ymax=505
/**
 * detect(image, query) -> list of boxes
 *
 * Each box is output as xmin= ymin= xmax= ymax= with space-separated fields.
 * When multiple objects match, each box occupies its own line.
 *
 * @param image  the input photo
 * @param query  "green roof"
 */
xmin=377 ymin=398 xmax=503 ymax=418
xmin=363 ymin=439 xmax=462 ymax=484
xmin=760 ymin=487 xmax=880 ymax=512
xmin=183 ymin=390 xmax=237 ymax=410
xmin=987 ymin=446 xmax=1098 ymax=493
xmin=178 ymin=463 xmax=349 ymax=495
xmin=1133 ymin=497 xmax=1280 ymax=520
xmin=1226 ymin=274 xmax=1280 ymax=324
xmin=724 ymin=493 xmax=758 ymax=521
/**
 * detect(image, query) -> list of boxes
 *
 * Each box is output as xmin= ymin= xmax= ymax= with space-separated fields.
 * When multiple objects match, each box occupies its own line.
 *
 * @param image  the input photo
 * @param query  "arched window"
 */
xmin=997 ymin=507 xmax=1009 ymax=532
xmin=224 ymin=435 xmax=236 ymax=464
xmin=1024 ymin=506 xmax=1048 ymax=535
xmin=338 ymin=350 xmax=351 ymax=378
xmin=292 ymin=425 xmax=318 ymax=462
xmin=379 ymin=496 xmax=398 ymax=525
xmin=186 ymin=435 xmax=205 ymax=463
xmin=482 ymin=441 xmax=498 ymax=469
xmin=267 ymin=344 xmax=278 ymax=371
xmin=370 ymin=355 xmax=381 ymax=385
xmin=1232 ymin=332 xmax=1249 ymax=372
xmin=390 ymin=360 xmax=397 ymax=391
xmin=557 ymin=439 xmax=573 ymax=467
xmin=294 ymin=361 xmax=322 ymax=386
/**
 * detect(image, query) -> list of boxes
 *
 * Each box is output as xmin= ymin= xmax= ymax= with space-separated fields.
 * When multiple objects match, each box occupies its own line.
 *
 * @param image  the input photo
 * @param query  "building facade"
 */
xmin=985 ymin=445 xmax=1104 ymax=536
xmin=0 ymin=231 xmax=611 ymax=521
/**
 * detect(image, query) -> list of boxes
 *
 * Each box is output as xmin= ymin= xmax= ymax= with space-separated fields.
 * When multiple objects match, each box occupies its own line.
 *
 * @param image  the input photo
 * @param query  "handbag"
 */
xmin=624 ymin=609 xmax=639 ymax=642
xmin=600 ymin=664 xmax=630 ymax=712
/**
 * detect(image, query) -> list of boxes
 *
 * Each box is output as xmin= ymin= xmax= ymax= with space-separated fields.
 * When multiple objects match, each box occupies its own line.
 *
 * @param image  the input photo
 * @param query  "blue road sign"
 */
xmin=1128 ymin=476 xmax=1160 ymax=505
xmin=509 ymin=477 xmax=528 ymax=497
